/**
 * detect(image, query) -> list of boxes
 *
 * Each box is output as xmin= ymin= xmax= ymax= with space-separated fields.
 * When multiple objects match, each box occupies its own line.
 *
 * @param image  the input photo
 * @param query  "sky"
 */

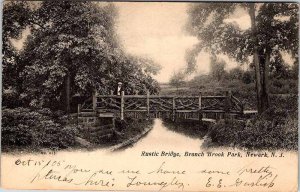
xmin=11 ymin=2 xmax=294 ymax=83
xmin=114 ymin=2 xmax=251 ymax=83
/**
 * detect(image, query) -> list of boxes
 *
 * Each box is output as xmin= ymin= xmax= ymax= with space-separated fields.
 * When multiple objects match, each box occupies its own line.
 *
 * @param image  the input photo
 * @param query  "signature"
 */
xmin=127 ymin=176 xmax=185 ymax=191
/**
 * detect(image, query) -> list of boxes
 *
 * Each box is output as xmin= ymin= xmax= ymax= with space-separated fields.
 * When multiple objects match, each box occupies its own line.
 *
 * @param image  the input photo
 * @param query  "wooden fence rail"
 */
xmin=79 ymin=90 xmax=244 ymax=121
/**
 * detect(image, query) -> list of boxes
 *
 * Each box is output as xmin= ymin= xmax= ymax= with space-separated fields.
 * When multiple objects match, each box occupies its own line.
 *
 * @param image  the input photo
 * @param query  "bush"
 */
xmin=242 ymin=71 xmax=254 ymax=84
xmin=207 ymin=107 xmax=298 ymax=150
xmin=2 ymin=91 xmax=24 ymax=108
xmin=2 ymin=107 xmax=77 ymax=150
xmin=270 ymin=94 xmax=298 ymax=113
xmin=208 ymin=119 xmax=245 ymax=146
xmin=270 ymin=78 xmax=298 ymax=94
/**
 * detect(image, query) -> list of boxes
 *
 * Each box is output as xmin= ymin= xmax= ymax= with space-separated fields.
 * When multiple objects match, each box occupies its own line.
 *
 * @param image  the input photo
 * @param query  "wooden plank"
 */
xmin=78 ymin=104 xmax=81 ymax=114
xmin=198 ymin=93 xmax=202 ymax=110
xmin=172 ymin=97 xmax=175 ymax=121
xmin=202 ymin=110 xmax=225 ymax=113
xmin=124 ymin=109 xmax=171 ymax=112
xmin=202 ymin=118 xmax=217 ymax=123
xmin=99 ymin=113 xmax=114 ymax=117
xmin=176 ymin=110 xmax=199 ymax=113
xmin=77 ymin=104 xmax=81 ymax=125
xmin=198 ymin=93 xmax=203 ymax=123
xmin=95 ymin=109 xmax=236 ymax=114
xmin=92 ymin=90 xmax=97 ymax=112
xmin=120 ymin=91 xmax=124 ymax=120
xmin=147 ymin=90 xmax=150 ymax=117
xmin=243 ymin=110 xmax=258 ymax=114
xmin=224 ymin=91 xmax=232 ymax=119
xmin=97 ymin=95 xmax=227 ymax=99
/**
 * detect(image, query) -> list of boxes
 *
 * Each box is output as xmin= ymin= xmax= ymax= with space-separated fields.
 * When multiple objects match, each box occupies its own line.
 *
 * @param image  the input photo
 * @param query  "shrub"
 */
xmin=207 ymin=107 xmax=298 ymax=150
xmin=2 ymin=91 xmax=25 ymax=108
xmin=270 ymin=94 xmax=298 ymax=113
xmin=242 ymin=71 xmax=254 ymax=84
xmin=269 ymin=78 xmax=298 ymax=94
xmin=208 ymin=119 xmax=245 ymax=146
xmin=2 ymin=107 xmax=77 ymax=150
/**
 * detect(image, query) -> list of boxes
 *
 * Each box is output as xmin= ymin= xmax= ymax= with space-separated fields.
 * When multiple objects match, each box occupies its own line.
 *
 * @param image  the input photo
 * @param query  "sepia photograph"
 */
xmin=1 ymin=1 xmax=298 ymax=191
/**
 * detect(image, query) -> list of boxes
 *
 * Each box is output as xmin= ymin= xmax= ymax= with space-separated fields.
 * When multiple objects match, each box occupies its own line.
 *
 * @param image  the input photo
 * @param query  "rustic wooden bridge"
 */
xmin=78 ymin=91 xmax=249 ymax=126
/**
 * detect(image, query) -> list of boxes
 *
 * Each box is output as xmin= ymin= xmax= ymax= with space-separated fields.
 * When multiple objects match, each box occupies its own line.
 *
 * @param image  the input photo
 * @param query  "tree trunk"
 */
xmin=261 ymin=48 xmax=270 ymax=111
xmin=65 ymin=72 xmax=71 ymax=114
xmin=249 ymin=4 xmax=265 ymax=114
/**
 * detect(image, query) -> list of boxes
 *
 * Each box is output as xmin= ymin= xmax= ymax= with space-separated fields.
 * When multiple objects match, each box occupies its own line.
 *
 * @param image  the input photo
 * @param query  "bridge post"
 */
xmin=198 ymin=92 xmax=203 ymax=125
xmin=92 ymin=89 xmax=97 ymax=112
xmin=225 ymin=90 xmax=232 ymax=121
xmin=172 ymin=97 xmax=176 ymax=121
xmin=78 ymin=104 xmax=81 ymax=114
xmin=77 ymin=104 xmax=81 ymax=126
xmin=146 ymin=90 xmax=150 ymax=118
xmin=120 ymin=91 xmax=124 ymax=120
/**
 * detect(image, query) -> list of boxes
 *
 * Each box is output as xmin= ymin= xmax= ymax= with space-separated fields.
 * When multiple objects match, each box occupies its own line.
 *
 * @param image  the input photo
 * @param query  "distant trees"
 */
xmin=169 ymin=71 xmax=186 ymax=91
xmin=2 ymin=1 xmax=160 ymax=112
xmin=186 ymin=3 xmax=298 ymax=114
xmin=209 ymin=55 xmax=226 ymax=81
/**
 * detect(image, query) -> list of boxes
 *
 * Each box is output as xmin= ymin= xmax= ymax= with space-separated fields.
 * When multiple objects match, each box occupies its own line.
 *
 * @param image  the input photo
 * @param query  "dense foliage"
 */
xmin=2 ymin=108 xmax=77 ymax=150
xmin=208 ymin=107 xmax=298 ymax=150
xmin=2 ymin=1 xmax=160 ymax=112
xmin=2 ymin=1 xmax=160 ymax=151
xmin=2 ymin=1 xmax=31 ymax=91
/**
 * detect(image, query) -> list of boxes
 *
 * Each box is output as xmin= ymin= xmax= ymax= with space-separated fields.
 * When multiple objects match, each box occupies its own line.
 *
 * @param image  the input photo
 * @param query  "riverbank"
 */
xmin=2 ymin=118 xmax=297 ymax=191
xmin=1 ymin=107 xmax=155 ymax=153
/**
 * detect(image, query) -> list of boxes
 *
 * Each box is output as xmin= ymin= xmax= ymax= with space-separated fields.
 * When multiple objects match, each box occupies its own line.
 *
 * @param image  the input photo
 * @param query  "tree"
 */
xmin=186 ymin=3 xmax=298 ymax=113
xmin=209 ymin=55 xmax=226 ymax=81
xmin=2 ymin=1 xmax=31 ymax=91
xmin=107 ymin=55 xmax=160 ymax=95
xmin=13 ymin=1 xmax=161 ymax=112
xmin=169 ymin=71 xmax=186 ymax=92
xmin=19 ymin=1 xmax=120 ymax=112
xmin=227 ymin=67 xmax=244 ymax=80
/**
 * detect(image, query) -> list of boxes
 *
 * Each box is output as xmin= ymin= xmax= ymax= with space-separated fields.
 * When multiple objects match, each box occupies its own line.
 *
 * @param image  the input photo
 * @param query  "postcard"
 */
xmin=1 ymin=1 xmax=298 ymax=191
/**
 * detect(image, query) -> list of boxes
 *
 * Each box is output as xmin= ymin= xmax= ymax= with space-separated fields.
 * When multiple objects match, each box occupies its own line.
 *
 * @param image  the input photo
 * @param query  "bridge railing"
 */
xmin=79 ymin=90 xmax=244 ymax=121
